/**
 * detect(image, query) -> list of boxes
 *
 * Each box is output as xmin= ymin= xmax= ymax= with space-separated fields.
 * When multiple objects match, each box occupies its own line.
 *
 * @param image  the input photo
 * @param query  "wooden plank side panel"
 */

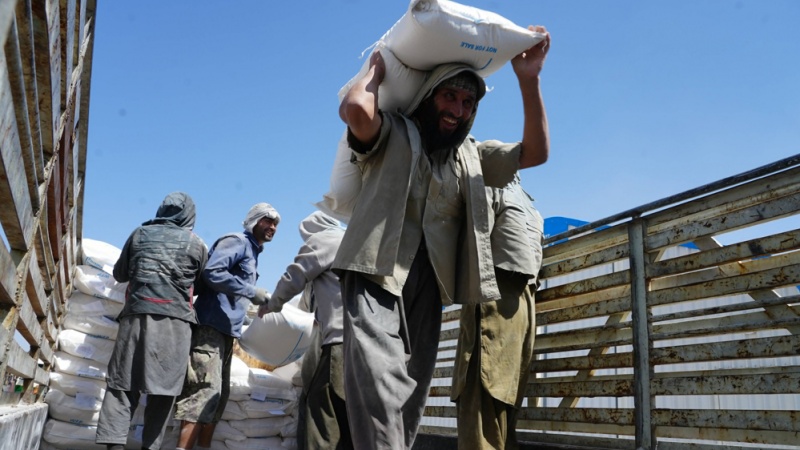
xmin=648 ymin=229 xmax=800 ymax=279
xmin=646 ymin=166 xmax=800 ymax=232
xmin=5 ymin=15 xmax=40 ymax=211
xmin=15 ymin=0 xmax=46 ymax=194
xmin=0 ymin=240 xmax=17 ymax=305
xmin=646 ymin=194 xmax=800 ymax=251
xmin=30 ymin=0 xmax=55 ymax=156
xmin=25 ymin=243 xmax=47 ymax=315
xmin=654 ymin=371 xmax=800 ymax=396
xmin=654 ymin=409 xmax=800 ymax=432
xmin=0 ymin=48 xmax=35 ymax=251
xmin=3 ymin=335 xmax=38 ymax=378
xmin=649 ymin=263 xmax=800 ymax=308
xmin=657 ymin=425 xmax=800 ymax=448
xmin=59 ymin=0 xmax=76 ymax=107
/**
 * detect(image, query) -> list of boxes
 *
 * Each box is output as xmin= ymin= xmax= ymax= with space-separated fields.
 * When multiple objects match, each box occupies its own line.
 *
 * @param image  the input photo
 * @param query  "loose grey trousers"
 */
xmin=95 ymin=388 xmax=175 ymax=449
xmin=341 ymin=246 xmax=443 ymax=450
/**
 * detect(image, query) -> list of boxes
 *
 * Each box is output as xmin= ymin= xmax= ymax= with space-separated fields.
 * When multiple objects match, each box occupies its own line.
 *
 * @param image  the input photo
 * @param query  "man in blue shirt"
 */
xmin=174 ymin=202 xmax=280 ymax=450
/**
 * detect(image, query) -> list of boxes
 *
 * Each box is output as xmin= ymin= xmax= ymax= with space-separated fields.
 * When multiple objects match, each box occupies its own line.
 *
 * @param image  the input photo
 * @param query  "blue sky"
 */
xmin=83 ymin=0 xmax=800 ymax=291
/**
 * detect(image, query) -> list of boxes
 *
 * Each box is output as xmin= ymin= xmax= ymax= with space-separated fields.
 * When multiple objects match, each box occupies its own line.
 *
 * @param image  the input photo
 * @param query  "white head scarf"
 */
xmin=242 ymin=202 xmax=280 ymax=234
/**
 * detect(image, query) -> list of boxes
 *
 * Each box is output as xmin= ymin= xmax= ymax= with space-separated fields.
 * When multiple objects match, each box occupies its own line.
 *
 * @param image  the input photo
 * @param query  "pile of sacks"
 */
xmin=318 ymin=0 xmax=546 ymax=221
xmin=40 ymin=239 xmax=126 ymax=449
xmin=39 ymin=238 xmax=312 ymax=449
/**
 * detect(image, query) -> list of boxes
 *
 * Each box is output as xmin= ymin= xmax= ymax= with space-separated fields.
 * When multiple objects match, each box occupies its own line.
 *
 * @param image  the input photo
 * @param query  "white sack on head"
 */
xmin=383 ymin=0 xmax=545 ymax=76
xmin=320 ymin=0 xmax=545 ymax=221
xmin=73 ymin=265 xmax=127 ymax=303
xmin=81 ymin=238 xmax=122 ymax=275
xmin=238 ymin=304 xmax=314 ymax=367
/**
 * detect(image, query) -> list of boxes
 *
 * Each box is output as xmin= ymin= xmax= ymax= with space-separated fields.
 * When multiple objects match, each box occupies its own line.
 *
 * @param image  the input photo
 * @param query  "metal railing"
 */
xmin=423 ymin=153 xmax=800 ymax=449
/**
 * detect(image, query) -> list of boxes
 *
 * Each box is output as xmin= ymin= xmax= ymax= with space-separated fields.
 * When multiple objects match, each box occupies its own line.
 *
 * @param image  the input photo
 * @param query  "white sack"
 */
xmin=62 ymin=312 xmax=119 ymax=340
xmin=249 ymin=368 xmax=296 ymax=392
xmin=58 ymin=329 xmax=116 ymax=364
xmin=226 ymin=437 xmax=284 ymax=450
xmin=238 ymin=304 xmax=314 ymax=367
xmin=384 ymin=0 xmax=545 ymax=76
xmin=229 ymin=417 xmax=290 ymax=438
xmin=320 ymin=0 xmax=544 ymax=221
xmin=53 ymin=351 xmax=108 ymax=381
xmin=240 ymin=394 xmax=297 ymax=419
xmin=66 ymin=290 xmax=124 ymax=318
xmin=49 ymin=372 xmax=106 ymax=399
xmin=41 ymin=419 xmax=104 ymax=450
xmin=44 ymin=388 xmax=102 ymax=426
xmin=73 ymin=265 xmax=127 ymax=303
xmin=282 ymin=436 xmax=299 ymax=449
xmin=221 ymin=400 xmax=248 ymax=422
xmin=272 ymin=359 xmax=303 ymax=387
xmin=212 ymin=420 xmax=246 ymax=442
xmin=81 ymin=238 xmax=122 ymax=274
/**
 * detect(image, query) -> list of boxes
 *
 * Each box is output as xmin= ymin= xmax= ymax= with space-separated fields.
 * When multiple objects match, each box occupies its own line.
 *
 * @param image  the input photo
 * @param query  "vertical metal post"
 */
xmin=629 ymin=219 xmax=655 ymax=450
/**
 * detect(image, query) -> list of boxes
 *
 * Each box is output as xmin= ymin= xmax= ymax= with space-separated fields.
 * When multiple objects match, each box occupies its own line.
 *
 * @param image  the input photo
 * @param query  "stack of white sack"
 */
xmin=193 ymin=355 xmax=303 ymax=450
xmin=317 ymin=0 xmax=547 ymax=221
xmin=238 ymin=302 xmax=315 ymax=369
xmin=41 ymin=238 xmax=127 ymax=450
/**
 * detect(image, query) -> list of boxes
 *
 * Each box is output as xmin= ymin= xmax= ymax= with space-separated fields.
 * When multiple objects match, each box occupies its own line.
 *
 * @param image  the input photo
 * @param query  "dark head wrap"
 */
xmin=143 ymin=191 xmax=196 ymax=229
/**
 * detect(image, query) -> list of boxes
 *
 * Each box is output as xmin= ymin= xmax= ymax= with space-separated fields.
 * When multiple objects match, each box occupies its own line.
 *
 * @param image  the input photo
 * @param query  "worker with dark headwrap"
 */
xmin=335 ymin=25 xmax=551 ymax=450
xmin=96 ymin=191 xmax=208 ymax=450
xmin=174 ymin=202 xmax=280 ymax=450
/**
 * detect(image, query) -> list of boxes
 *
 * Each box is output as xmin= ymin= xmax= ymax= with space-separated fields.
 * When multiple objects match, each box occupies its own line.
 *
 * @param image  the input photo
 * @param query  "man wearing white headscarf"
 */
xmin=259 ymin=210 xmax=348 ymax=449
xmin=174 ymin=202 xmax=280 ymax=450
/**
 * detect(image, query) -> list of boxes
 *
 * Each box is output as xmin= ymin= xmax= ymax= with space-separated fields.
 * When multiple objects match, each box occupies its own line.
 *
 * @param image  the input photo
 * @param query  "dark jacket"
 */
xmin=194 ymin=231 xmax=262 ymax=338
xmin=113 ymin=192 xmax=208 ymax=323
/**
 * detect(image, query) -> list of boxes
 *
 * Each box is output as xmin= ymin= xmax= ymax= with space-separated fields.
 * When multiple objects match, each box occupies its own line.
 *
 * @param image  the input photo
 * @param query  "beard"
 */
xmin=414 ymin=99 xmax=472 ymax=154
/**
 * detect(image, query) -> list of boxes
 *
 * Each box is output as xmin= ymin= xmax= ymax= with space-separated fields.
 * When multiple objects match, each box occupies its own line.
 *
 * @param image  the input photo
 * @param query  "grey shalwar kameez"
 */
xmin=333 ymin=64 xmax=522 ymax=450
xmin=96 ymin=192 xmax=207 ymax=450
xmin=267 ymin=211 xmax=349 ymax=450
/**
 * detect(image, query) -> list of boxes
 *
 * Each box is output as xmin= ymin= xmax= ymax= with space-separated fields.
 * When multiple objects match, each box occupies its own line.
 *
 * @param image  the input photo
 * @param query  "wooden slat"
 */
xmin=543 ymin=222 xmax=629 ymax=264
xmin=534 ymin=322 xmax=632 ymax=354
xmin=537 ymin=295 xmax=630 ymax=326
xmin=24 ymin=244 xmax=48 ymax=315
xmin=646 ymin=194 xmax=800 ymax=251
xmin=3 ymin=330 xmax=38 ymax=379
xmin=30 ymin=0 xmax=56 ymax=156
xmin=525 ymin=378 xmax=634 ymax=398
xmin=541 ymin=241 xmax=630 ymax=279
xmin=646 ymin=166 xmax=800 ymax=232
xmin=654 ymin=370 xmax=800 ymax=396
xmin=649 ymin=263 xmax=800 ymax=307
xmin=0 ymin=240 xmax=17 ymax=305
xmin=0 ymin=48 xmax=35 ymax=251
xmin=5 ymin=13 xmax=41 ymax=211
xmin=35 ymin=206 xmax=55 ymax=291
xmin=652 ymin=309 xmax=800 ymax=342
xmin=650 ymin=334 xmax=800 ymax=366
xmin=654 ymin=408 xmax=800 ymax=432
xmin=648 ymin=229 xmax=800 ymax=279
xmin=658 ymin=425 xmax=800 ymax=447
xmin=15 ymin=0 xmax=46 ymax=197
